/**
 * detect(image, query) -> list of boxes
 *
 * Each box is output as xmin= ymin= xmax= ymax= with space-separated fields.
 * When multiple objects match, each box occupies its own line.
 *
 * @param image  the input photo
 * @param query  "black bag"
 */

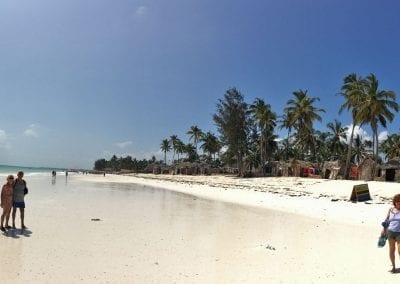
xmin=24 ymin=187 xmax=28 ymax=195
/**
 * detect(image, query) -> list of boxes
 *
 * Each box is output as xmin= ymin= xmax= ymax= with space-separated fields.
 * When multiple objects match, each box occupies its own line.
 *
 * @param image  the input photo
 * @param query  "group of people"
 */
xmin=0 ymin=171 xmax=28 ymax=232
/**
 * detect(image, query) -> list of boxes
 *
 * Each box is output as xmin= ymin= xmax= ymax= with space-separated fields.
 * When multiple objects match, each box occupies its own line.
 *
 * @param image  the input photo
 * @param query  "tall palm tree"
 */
xmin=200 ymin=131 xmax=220 ymax=161
xmin=175 ymin=139 xmax=185 ymax=163
xmin=326 ymin=119 xmax=348 ymax=160
xmin=169 ymin=135 xmax=179 ymax=163
xmin=160 ymin=139 xmax=171 ymax=166
xmin=187 ymin=126 xmax=203 ymax=158
xmin=356 ymin=74 xmax=398 ymax=163
xmin=249 ymin=98 xmax=277 ymax=174
xmin=352 ymin=134 xmax=370 ymax=165
xmin=184 ymin=143 xmax=197 ymax=162
xmin=278 ymin=110 xmax=295 ymax=161
xmin=284 ymin=90 xmax=325 ymax=161
xmin=339 ymin=73 xmax=366 ymax=179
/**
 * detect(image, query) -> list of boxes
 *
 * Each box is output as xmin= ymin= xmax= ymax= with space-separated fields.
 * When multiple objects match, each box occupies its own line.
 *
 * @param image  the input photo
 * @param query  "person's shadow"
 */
xmin=1 ymin=228 xmax=32 ymax=239
xmin=389 ymin=268 xmax=400 ymax=274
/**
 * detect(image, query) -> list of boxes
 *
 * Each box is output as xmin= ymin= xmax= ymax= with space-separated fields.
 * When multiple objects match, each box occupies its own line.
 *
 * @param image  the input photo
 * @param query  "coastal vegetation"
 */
xmin=95 ymin=73 xmax=398 ymax=179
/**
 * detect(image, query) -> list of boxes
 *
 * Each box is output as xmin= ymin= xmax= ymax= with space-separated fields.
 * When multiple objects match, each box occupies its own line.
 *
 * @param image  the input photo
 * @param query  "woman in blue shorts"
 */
xmin=12 ymin=171 xmax=28 ymax=230
xmin=383 ymin=194 xmax=400 ymax=273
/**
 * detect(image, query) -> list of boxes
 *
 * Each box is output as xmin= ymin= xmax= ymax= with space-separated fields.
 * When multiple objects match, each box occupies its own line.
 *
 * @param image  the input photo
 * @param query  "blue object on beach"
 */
xmin=382 ymin=220 xmax=389 ymax=228
xmin=378 ymin=235 xmax=387 ymax=247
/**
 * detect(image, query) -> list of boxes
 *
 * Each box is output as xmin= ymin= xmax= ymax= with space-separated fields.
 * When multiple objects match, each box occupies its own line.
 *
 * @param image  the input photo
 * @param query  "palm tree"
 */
xmin=326 ymin=119 xmax=348 ymax=160
xmin=175 ymin=139 xmax=185 ymax=163
xmin=352 ymin=134 xmax=370 ymax=165
xmin=184 ymin=143 xmax=197 ymax=162
xmin=200 ymin=131 xmax=220 ymax=161
xmin=169 ymin=135 xmax=179 ymax=163
xmin=380 ymin=134 xmax=400 ymax=160
xmin=356 ymin=74 xmax=398 ymax=163
xmin=278 ymin=111 xmax=295 ymax=161
xmin=339 ymin=73 xmax=366 ymax=179
xmin=187 ymin=126 xmax=203 ymax=158
xmin=160 ymin=139 xmax=171 ymax=166
xmin=284 ymin=90 xmax=325 ymax=161
xmin=249 ymin=98 xmax=277 ymax=174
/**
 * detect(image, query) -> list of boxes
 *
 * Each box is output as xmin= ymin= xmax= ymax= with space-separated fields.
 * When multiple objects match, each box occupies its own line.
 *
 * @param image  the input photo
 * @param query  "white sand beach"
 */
xmin=1 ymin=173 xmax=399 ymax=283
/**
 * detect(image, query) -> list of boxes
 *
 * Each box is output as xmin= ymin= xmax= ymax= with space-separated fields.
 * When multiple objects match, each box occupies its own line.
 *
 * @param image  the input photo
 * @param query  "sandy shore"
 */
xmin=1 ymin=173 xmax=399 ymax=283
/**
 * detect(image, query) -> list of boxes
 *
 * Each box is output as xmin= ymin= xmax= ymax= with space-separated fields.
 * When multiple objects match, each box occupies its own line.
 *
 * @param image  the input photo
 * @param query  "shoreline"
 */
xmin=76 ymin=173 xmax=397 ymax=228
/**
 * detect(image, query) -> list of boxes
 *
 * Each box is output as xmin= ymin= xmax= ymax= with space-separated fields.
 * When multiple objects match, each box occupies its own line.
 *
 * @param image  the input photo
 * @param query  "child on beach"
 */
xmin=382 ymin=194 xmax=400 ymax=273
xmin=1 ymin=175 xmax=14 ymax=231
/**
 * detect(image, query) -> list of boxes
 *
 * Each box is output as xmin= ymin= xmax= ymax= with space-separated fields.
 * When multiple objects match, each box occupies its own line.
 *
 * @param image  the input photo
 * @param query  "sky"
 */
xmin=1 ymin=0 xmax=400 ymax=169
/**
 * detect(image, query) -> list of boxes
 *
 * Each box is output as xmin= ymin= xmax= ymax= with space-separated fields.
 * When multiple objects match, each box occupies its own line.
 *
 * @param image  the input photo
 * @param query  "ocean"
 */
xmin=0 ymin=164 xmax=66 ymax=175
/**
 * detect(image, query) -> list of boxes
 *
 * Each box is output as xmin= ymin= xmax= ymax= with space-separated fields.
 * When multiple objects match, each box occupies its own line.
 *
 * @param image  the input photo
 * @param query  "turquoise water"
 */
xmin=0 ymin=164 xmax=66 ymax=175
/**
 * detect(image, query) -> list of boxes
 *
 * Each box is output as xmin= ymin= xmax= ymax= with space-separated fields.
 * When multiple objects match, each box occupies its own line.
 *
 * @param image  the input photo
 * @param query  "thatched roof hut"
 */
xmin=380 ymin=158 xmax=400 ymax=182
xmin=358 ymin=157 xmax=377 ymax=181
xmin=321 ymin=160 xmax=341 ymax=179
xmin=173 ymin=162 xmax=210 ymax=175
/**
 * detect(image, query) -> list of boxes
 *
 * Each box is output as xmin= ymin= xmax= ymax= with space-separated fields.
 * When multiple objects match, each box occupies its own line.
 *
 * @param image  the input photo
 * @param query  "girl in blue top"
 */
xmin=383 ymin=194 xmax=400 ymax=273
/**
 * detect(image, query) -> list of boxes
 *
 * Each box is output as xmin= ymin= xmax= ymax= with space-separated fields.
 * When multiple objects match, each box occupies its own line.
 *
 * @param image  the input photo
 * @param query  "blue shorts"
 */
xmin=13 ymin=201 xmax=25 ymax=208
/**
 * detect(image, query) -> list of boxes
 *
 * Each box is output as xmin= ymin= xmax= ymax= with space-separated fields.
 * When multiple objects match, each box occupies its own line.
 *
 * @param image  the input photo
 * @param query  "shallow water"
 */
xmin=0 ymin=174 xmax=389 ymax=283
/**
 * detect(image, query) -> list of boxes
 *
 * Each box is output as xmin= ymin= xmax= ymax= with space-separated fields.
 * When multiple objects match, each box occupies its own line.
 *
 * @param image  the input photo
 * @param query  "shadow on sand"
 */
xmin=1 ymin=228 xmax=32 ymax=239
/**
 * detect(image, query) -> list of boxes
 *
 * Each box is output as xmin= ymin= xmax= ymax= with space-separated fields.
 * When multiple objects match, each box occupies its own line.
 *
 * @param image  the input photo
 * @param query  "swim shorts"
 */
xmin=387 ymin=230 xmax=400 ymax=241
xmin=13 ymin=201 xmax=25 ymax=208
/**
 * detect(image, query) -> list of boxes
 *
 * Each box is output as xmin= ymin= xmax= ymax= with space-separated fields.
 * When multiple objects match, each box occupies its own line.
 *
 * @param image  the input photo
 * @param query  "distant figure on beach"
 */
xmin=0 ymin=175 xmax=14 ymax=231
xmin=66 ymin=171 xmax=68 ymax=177
xmin=52 ymin=170 xmax=56 ymax=177
xmin=12 ymin=171 xmax=28 ymax=230
xmin=382 ymin=194 xmax=400 ymax=273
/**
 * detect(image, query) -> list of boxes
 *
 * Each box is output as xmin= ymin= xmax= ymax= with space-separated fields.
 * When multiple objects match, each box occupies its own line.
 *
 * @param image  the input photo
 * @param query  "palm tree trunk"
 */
xmin=344 ymin=123 xmax=356 ymax=179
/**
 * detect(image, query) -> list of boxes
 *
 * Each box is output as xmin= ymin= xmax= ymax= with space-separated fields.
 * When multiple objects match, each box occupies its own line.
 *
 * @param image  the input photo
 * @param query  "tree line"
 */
xmin=95 ymin=72 xmax=399 ymax=179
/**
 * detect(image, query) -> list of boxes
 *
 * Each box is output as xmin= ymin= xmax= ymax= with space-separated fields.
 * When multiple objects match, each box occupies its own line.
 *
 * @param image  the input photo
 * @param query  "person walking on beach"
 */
xmin=12 ymin=171 xmax=28 ymax=230
xmin=0 ymin=175 xmax=14 ymax=231
xmin=382 ymin=194 xmax=400 ymax=273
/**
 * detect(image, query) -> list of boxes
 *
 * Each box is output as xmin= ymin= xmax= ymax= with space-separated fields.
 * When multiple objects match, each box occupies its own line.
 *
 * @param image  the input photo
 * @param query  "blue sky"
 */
xmin=1 ymin=0 xmax=400 ymax=169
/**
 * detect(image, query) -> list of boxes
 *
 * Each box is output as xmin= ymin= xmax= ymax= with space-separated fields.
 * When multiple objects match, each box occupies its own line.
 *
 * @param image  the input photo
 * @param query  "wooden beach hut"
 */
xmin=380 ymin=158 xmax=400 ymax=182
xmin=358 ymin=157 xmax=377 ymax=181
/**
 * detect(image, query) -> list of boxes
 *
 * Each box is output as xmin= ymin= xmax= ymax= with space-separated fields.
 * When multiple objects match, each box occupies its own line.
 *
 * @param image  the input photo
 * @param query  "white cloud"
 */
xmin=345 ymin=124 xmax=371 ymax=143
xmin=134 ymin=6 xmax=147 ymax=19
xmin=23 ymin=124 xmax=39 ymax=138
xmin=378 ymin=131 xmax=389 ymax=142
xmin=115 ymin=141 xmax=133 ymax=149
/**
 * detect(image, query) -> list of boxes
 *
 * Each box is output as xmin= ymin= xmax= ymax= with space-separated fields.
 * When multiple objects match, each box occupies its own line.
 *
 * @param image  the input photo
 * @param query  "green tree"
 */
xmin=187 ymin=125 xmax=203 ymax=158
xmin=357 ymin=74 xmax=398 ymax=163
xmin=200 ymin=131 xmax=220 ymax=161
xmin=326 ymin=119 xmax=348 ymax=160
xmin=352 ymin=134 xmax=370 ymax=165
xmin=213 ymin=88 xmax=250 ymax=176
xmin=339 ymin=73 xmax=366 ymax=179
xmin=184 ymin=143 xmax=197 ymax=162
xmin=94 ymin=158 xmax=107 ymax=170
xmin=169 ymin=135 xmax=179 ymax=163
xmin=380 ymin=134 xmax=400 ymax=160
xmin=175 ymin=139 xmax=185 ymax=163
xmin=160 ymin=139 xmax=171 ymax=166
xmin=284 ymin=90 xmax=325 ymax=161
xmin=249 ymin=98 xmax=277 ymax=174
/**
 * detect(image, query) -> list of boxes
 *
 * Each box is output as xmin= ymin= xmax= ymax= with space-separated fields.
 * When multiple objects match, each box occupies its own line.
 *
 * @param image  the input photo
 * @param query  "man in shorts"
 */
xmin=12 ymin=171 xmax=27 ymax=230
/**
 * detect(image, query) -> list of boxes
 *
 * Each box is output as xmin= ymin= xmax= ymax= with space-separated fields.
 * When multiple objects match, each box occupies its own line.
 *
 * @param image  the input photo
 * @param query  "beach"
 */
xmin=0 ymin=172 xmax=398 ymax=283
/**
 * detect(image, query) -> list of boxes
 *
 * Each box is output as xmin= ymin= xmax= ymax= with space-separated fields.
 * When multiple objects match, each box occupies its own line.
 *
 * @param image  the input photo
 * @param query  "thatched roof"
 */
xmin=381 ymin=158 xmax=400 ymax=170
